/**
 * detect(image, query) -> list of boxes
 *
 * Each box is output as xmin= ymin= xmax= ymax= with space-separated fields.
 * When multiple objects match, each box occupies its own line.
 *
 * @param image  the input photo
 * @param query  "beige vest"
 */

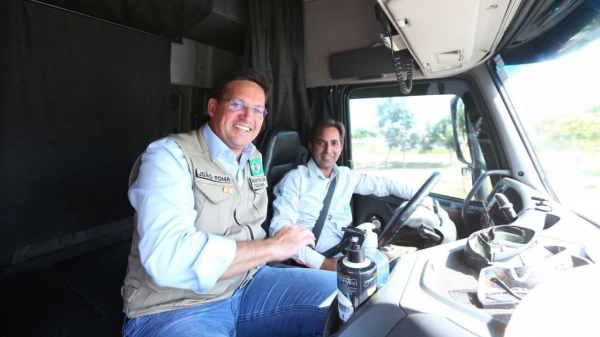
xmin=121 ymin=126 xmax=268 ymax=318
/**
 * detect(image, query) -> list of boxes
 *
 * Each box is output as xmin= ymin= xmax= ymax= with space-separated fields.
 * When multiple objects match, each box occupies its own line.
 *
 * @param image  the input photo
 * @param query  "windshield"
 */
xmin=498 ymin=11 xmax=600 ymax=224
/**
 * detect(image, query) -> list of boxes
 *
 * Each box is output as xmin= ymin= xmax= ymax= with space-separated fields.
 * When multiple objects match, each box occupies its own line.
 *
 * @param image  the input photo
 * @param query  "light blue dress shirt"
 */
xmin=269 ymin=158 xmax=418 ymax=268
xmin=128 ymin=124 xmax=256 ymax=292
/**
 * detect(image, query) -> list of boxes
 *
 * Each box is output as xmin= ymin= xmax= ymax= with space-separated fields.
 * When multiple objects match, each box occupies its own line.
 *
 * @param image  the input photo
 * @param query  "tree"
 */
xmin=419 ymin=123 xmax=434 ymax=153
xmin=531 ymin=105 xmax=600 ymax=169
xmin=353 ymin=128 xmax=377 ymax=139
xmin=376 ymin=99 xmax=416 ymax=167
xmin=427 ymin=115 xmax=455 ymax=165
xmin=531 ymin=105 xmax=600 ymax=152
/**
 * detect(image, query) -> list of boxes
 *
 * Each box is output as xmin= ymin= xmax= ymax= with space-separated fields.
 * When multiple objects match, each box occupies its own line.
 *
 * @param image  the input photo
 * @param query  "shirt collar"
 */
xmin=203 ymin=124 xmax=256 ymax=163
xmin=307 ymin=157 xmax=339 ymax=179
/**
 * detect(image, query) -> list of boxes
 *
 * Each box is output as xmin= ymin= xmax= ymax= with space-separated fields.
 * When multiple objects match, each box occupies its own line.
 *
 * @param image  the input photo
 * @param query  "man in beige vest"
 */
xmin=121 ymin=69 xmax=337 ymax=337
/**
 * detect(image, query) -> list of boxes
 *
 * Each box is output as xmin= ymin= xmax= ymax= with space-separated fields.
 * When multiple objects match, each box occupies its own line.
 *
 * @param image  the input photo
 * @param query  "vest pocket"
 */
xmin=121 ymin=285 xmax=138 ymax=303
xmin=248 ymin=185 xmax=268 ymax=218
xmin=194 ymin=179 xmax=235 ymax=234
xmin=195 ymin=179 xmax=235 ymax=204
xmin=238 ymin=186 xmax=267 ymax=240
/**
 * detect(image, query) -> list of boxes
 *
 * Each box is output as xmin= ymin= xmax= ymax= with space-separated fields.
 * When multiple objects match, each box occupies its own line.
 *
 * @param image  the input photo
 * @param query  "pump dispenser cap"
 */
xmin=358 ymin=222 xmax=378 ymax=249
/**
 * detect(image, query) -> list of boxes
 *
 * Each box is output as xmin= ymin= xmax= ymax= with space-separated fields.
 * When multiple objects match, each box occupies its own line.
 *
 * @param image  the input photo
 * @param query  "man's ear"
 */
xmin=207 ymin=98 xmax=218 ymax=118
xmin=307 ymin=142 xmax=314 ymax=155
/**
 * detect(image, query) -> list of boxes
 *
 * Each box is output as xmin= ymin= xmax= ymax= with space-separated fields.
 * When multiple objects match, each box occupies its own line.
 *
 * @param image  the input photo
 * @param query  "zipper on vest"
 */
xmin=234 ymin=210 xmax=255 ymax=240
xmin=246 ymin=225 xmax=255 ymax=240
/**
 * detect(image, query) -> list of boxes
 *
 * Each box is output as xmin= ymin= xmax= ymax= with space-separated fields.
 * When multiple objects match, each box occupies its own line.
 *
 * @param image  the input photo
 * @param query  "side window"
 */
xmin=348 ymin=83 xmax=494 ymax=201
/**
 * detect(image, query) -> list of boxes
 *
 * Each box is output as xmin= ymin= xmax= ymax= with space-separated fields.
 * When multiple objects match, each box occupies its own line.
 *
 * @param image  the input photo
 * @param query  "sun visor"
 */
xmin=329 ymin=46 xmax=418 ymax=80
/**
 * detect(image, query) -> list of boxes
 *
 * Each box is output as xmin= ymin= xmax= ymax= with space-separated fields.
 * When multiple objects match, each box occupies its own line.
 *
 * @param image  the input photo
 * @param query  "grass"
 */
xmin=351 ymin=142 xmax=600 ymax=219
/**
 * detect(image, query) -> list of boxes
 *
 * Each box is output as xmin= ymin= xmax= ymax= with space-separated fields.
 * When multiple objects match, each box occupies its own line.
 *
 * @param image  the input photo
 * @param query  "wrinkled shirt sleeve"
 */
xmin=295 ymin=246 xmax=326 ymax=269
xmin=269 ymin=170 xmax=327 ymax=268
xmin=351 ymin=170 xmax=418 ymax=199
xmin=128 ymin=139 xmax=236 ymax=292
xmin=269 ymin=171 xmax=301 ymax=237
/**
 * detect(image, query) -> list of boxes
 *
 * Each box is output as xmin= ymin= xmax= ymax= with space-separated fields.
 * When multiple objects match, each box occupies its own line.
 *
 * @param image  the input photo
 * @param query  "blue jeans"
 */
xmin=122 ymin=266 xmax=337 ymax=337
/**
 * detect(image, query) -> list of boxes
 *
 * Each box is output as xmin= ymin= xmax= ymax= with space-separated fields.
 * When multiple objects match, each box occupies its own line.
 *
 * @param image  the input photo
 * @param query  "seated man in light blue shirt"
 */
xmin=270 ymin=119 xmax=431 ymax=271
xmin=122 ymin=69 xmax=336 ymax=337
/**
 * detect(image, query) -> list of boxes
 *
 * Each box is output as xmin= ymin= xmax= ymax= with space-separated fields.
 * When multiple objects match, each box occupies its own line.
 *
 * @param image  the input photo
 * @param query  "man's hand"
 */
xmin=268 ymin=225 xmax=316 ymax=262
xmin=220 ymin=225 xmax=315 ymax=280
xmin=320 ymin=258 xmax=339 ymax=271
xmin=422 ymin=196 xmax=435 ymax=212
xmin=421 ymin=197 xmax=451 ymax=218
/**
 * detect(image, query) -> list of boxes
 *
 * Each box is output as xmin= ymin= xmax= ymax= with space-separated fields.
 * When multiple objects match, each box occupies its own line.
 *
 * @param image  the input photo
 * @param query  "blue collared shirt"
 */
xmin=202 ymin=124 xmax=256 ymax=186
xmin=128 ymin=124 xmax=256 ymax=292
xmin=269 ymin=158 xmax=418 ymax=268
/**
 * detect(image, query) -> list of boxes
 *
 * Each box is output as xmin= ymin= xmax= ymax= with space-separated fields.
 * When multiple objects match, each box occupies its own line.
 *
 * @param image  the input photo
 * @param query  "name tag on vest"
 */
xmin=196 ymin=170 xmax=231 ymax=183
xmin=249 ymin=176 xmax=268 ymax=191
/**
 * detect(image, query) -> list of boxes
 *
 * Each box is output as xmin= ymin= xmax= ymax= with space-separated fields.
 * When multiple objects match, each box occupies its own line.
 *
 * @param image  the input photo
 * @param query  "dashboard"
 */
xmin=325 ymin=178 xmax=594 ymax=336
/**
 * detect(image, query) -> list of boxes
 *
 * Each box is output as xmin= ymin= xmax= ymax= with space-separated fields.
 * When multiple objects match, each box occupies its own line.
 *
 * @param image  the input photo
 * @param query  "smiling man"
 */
xmin=121 ymin=69 xmax=336 ymax=337
xmin=270 ymin=119 xmax=429 ymax=271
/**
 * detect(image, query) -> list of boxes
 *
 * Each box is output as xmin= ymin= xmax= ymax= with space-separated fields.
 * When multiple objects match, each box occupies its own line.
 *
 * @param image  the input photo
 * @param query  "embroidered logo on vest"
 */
xmin=195 ymin=169 xmax=231 ymax=183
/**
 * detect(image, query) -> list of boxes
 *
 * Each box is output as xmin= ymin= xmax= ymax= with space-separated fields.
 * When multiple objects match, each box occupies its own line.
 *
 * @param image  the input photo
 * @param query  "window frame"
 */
xmin=339 ymin=77 xmax=508 ymax=203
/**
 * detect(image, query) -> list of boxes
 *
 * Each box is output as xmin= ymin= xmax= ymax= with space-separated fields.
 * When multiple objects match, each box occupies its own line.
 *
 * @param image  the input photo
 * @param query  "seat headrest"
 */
xmin=261 ymin=129 xmax=303 ymax=170
xmin=256 ymin=128 xmax=308 ymax=234
xmin=257 ymin=127 xmax=308 ymax=192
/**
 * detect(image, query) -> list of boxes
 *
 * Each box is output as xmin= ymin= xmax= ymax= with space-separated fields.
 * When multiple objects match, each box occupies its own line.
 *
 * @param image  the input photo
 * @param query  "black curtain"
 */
xmin=307 ymin=86 xmax=345 ymax=124
xmin=0 ymin=0 xmax=171 ymax=270
xmin=244 ymin=0 xmax=312 ymax=144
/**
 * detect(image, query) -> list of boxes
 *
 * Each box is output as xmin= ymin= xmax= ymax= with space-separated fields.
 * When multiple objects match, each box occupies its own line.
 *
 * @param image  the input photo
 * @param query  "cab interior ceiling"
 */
xmin=317 ymin=0 xmax=597 ymax=85
xmin=31 ymin=0 xmax=248 ymax=54
xmin=28 ymin=0 xmax=597 ymax=85
xmin=23 ymin=0 xmax=524 ymax=86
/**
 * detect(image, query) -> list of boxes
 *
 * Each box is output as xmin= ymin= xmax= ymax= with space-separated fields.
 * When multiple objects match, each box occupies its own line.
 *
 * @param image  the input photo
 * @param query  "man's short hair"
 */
xmin=211 ymin=68 xmax=272 ymax=101
xmin=308 ymin=119 xmax=346 ymax=145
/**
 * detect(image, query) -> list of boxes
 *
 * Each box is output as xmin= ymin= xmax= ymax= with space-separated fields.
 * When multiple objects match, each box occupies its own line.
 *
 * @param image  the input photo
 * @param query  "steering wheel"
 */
xmin=378 ymin=171 xmax=441 ymax=248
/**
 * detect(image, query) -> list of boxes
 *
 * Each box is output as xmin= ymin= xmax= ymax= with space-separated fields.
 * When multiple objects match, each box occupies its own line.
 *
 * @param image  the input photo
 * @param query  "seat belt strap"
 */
xmin=312 ymin=175 xmax=337 ymax=243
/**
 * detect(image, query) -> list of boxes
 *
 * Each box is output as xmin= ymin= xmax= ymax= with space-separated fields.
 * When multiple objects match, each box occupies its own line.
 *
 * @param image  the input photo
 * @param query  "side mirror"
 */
xmin=461 ymin=167 xmax=473 ymax=194
xmin=450 ymin=96 xmax=472 ymax=165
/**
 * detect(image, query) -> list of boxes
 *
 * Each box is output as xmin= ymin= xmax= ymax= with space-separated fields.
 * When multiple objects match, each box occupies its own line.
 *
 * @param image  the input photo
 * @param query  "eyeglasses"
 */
xmin=219 ymin=98 xmax=268 ymax=117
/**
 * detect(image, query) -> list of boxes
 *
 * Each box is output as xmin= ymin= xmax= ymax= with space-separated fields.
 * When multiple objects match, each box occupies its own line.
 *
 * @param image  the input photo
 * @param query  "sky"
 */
xmin=502 ymin=35 xmax=600 ymax=122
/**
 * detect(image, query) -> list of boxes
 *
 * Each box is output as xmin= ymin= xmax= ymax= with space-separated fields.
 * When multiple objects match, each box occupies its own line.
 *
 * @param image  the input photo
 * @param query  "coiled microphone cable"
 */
xmin=388 ymin=30 xmax=414 ymax=94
